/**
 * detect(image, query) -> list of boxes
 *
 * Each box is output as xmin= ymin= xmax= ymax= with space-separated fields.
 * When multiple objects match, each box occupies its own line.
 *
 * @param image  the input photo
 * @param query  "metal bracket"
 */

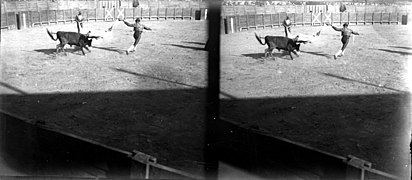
xmin=346 ymin=155 xmax=372 ymax=169
xmin=345 ymin=155 xmax=373 ymax=180
xmin=129 ymin=150 xmax=157 ymax=164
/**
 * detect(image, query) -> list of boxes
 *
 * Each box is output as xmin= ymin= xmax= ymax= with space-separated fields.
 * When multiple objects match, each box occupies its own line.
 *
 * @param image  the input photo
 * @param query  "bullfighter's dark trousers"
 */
xmin=77 ymin=22 xmax=83 ymax=33
xmin=127 ymin=31 xmax=143 ymax=52
xmin=133 ymin=31 xmax=143 ymax=46
xmin=341 ymin=36 xmax=350 ymax=51
xmin=284 ymin=26 xmax=291 ymax=37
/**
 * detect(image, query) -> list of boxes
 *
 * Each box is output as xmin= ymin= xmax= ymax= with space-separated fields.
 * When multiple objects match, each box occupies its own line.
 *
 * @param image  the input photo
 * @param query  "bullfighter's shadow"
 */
xmin=376 ymin=48 xmax=412 ymax=56
xmin=163 ymin=44 xmax=206 ymax=51
xmin=93 ymin=46 xmax=124 ymax=54
xmin=181 ymin=41 xmax=206 ymax=46
xmin=388 ymin=46 xmax=412 ymax=50
xmin=299 ymin=51 xmax=332 ymax=59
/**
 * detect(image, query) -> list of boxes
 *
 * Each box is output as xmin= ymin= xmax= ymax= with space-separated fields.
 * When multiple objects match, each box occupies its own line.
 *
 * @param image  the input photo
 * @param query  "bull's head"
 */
xmin=292 ymin=35 xmax=311 ymax=52
xmin=293 ymin=43 xmax=301 ymax=52
xmin=84 ymin=31 xmax=102 ymax=47
xmin=290 ymin=36 xmax=302 ymax=52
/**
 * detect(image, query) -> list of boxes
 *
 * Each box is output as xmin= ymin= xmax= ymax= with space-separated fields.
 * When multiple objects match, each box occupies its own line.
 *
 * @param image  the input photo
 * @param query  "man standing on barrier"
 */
xmin=282 ymin=16 xmax=292 ymax=37
xmin=75 ymin=11 xmax=85 ymax=33
xmin=122 ymin=18 xmax=152 ymax=55
xmin=327 ymin=23 xmax=360 ymax=60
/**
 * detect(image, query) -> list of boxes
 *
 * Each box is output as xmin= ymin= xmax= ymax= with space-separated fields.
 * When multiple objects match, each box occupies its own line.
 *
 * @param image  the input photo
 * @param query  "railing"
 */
xmin=0 ymin=0 xmax=207 ymax=11
xmin=0 ymin=110 xmax=204 ymax=179
xmin=222 ymin=4 xmax=412 ymax=15
xmin=222 ymin=12 xmax=407 ymax=34
xmin=218 ymin=117 xmax=400 ymax=180
xmin=1 ymin=7 xmax=207 ymax=30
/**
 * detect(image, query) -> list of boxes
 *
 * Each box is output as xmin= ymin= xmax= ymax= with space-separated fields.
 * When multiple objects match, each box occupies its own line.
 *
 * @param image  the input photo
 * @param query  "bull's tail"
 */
xmin=254 ymin=32 xmax=266 ymax=45
xmin=46 ymin=28 xmax=57 ymax=41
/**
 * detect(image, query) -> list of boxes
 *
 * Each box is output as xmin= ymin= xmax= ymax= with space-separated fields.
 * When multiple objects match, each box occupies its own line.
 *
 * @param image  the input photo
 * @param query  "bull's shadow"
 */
xmin=33 ymin=49 xmax=56 ymax=55
xmin=242 ymin=51 xmax=294 ymax=61
xmin=33 ymin=47 xmax=84 ymax=56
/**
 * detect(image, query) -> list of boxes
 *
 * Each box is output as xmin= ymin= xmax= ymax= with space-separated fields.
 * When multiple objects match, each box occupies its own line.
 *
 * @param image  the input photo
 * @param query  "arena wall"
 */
xmin=222 ymin=12 xmax=412 ymax=34
xmin=1 ymin=0 xmax=208 ymax=30
xmin=222 ymin=4 xmax=412 ymax=16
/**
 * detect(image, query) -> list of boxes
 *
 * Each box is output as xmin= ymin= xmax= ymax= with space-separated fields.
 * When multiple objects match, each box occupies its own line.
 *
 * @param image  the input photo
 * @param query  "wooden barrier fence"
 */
xmin=1 ymin=0 xmax=208 ymax=11
xmin=218 ymin=117 xmax=400 ymax=180
xmin=222 ymin=4 xmax=412 ymax=16
xmin=1 ymin=110 xmax=204 ymax=179
xmin=1 ymin=7 xmax=207 ymax=30
xmin=222 ymin=12 xmax=408 ymax=33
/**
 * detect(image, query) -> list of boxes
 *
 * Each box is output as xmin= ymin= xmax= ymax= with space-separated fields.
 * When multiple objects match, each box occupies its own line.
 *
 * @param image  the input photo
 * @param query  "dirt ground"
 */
xmin=1 ymin=20 xmax=411 ymax=179
xmin=220 ymin=25 xmax=411 ymax=178
xmin=0 ymin=20 xmax=208 ymax=176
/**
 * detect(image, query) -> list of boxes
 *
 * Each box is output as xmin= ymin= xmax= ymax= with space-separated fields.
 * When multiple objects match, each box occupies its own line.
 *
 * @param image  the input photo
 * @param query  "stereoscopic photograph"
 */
xmin=0 ymin=0 xmax=411 ymax=179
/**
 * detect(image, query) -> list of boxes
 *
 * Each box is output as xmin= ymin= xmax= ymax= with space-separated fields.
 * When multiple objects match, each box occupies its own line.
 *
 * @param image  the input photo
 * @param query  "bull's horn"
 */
xmin=88 ymin=36 xmax=102 ymax=39
xmin=293 ymin=35 xmax=299 ymax=41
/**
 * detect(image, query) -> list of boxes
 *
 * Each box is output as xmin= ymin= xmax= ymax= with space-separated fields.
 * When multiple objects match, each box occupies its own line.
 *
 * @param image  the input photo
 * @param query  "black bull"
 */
xmin=47 ymin=28 xmax=101 ymax=55
xmin=254 ymin=33 xmax=309 ymax=60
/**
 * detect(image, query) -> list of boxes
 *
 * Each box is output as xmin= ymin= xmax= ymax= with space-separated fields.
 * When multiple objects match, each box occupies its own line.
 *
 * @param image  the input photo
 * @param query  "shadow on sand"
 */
xmin=376 ymin=48 xmax=412 ymax=56
xmin=163 ymin=44 xmax=206 ymax=51
xmin=33 ymin=47 xmax=84 ymax=55
xmin=93 ymin=46 xmax=125 ymax=54
xmin=0 ymin=80 xmax=408 ymax=179
xmin=242 ymin=51 xmax=293 ymax=61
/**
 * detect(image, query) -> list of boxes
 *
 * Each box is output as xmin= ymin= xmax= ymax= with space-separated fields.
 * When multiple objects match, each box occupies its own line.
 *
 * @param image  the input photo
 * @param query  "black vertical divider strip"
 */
xmin=205 ymin=1 xmax=220 ymax=180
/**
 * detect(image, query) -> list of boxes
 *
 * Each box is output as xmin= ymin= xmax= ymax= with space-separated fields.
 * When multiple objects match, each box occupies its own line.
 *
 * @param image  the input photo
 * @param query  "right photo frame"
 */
xmin=215 ymin=1 xmax=411 ymax=179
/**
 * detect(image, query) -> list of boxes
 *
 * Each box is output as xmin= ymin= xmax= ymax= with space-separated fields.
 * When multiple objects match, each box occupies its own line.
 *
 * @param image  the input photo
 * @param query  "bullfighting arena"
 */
xmin=221 ymin=24 xmax=411 ymax=178
xmin=1 ymin=20 xmax=208 ymax=176
xmin=1 ymin=19 xmax=411 ymax=178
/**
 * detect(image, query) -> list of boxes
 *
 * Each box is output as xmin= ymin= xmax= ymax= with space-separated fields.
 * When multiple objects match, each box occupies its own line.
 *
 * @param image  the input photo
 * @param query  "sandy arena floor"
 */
xmin=220 ymin=24 xmax=411 ymax=178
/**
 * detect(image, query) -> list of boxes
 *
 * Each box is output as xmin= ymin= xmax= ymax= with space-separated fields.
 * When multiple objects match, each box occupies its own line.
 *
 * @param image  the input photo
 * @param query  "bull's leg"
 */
xmin=289 ymin=51 xmax=294 ymax=60
xmin=268 ymin=48 xmax=274 ymax=57
xmin=61 ymin=45 xmax=68 ymax=56
xmin=270 ymin=49 xmax=276 ymax=60
xmin=292 ymin=50 xmax=299 ymax=56
xmin=80 ymin=47 xmax=86 ymax=55
xmin=56 ymin=44 xmax=61 ymax=53
xmin=266 ymin=48 xmax=275 ymax=60
xmin=84 ymin=46 xmax=91 ymax=52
